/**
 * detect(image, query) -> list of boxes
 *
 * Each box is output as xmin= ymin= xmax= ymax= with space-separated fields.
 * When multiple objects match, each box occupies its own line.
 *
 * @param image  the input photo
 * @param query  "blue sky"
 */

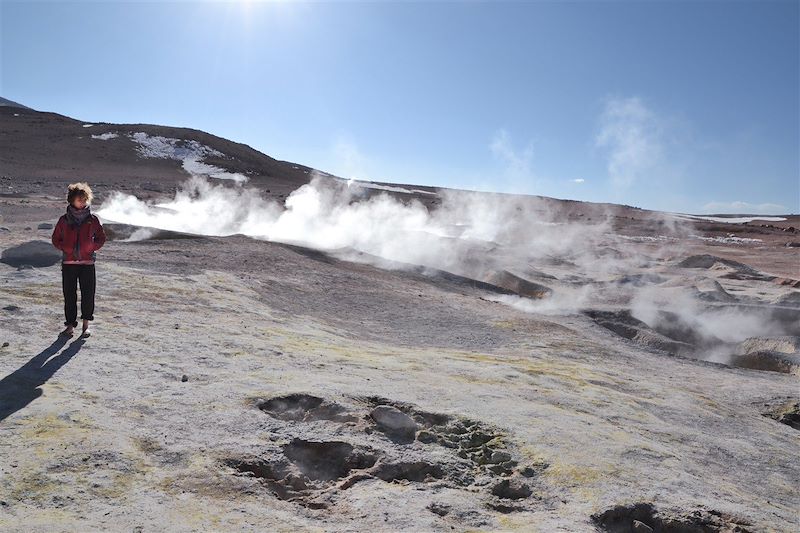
xmin=2 ymin=0 xmax=798 ymax=214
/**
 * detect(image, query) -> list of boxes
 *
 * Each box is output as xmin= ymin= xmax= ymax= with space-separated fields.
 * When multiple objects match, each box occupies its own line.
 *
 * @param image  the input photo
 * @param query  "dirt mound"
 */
xmin=592 ymin=502 xmax=753 ymax=532
xmin=736 ymin=337 xmax=800 ymax=356
xmin=484 ymin=270 xmax=552 ymax=299
xmin=583 ymin=310 xmax=693 ymax=355
xmin=730 ymin=351 xmax=800 ymax=376
xmin=772 ymin=291 xmax=800 ymax=307
xmin=731 ymin=336 xmax=800 ymax=375
xmin=0 ymin=240 xmax=61 ymax=268
xmin=676 ymin=254 xmax=755 ymax=271
xmin=717 ymin=270 xmax=776 ymax=282
xmin=693 ymin=279 xmax=737 ymax=303
xmin=676 ymin=255 xmax=775 ymax=281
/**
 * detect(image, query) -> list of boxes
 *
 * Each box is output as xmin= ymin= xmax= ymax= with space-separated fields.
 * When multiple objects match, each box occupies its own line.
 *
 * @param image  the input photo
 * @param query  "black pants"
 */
xmin=61 ymin=263 xmax=96 ymax=327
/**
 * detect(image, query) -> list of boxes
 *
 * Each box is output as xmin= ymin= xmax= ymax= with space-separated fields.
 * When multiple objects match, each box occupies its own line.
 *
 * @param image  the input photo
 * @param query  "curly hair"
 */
xmin=67 ymin=182 xmax=94 ymax=205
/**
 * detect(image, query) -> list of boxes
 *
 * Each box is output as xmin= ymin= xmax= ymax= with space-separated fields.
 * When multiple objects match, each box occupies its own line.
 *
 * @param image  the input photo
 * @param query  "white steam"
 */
xmin=631 ymin=286 xmax=785 ymax=346
xmin=96 ymin=174 xmax=612 ymax=311
xmin=596 ymin=97 xmax=663 ymax=188
xmin=96 ymin=174 xmax=793 ymax=366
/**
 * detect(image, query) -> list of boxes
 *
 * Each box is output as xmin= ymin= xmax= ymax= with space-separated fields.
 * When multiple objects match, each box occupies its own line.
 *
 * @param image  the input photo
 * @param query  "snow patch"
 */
xmin=128 ymin=132 xmax=247 ymax=183
xmin=183 ymin=159 xmax=248 ymax=183
xmin=129 ymin=132 xmax=223 ymax=160
xmin=672 ymin=214 xmax=787 ymax=224
xmin=617 ymin=233 xmax=761 ymax=245
xmin=82 ymin=124 xmax=94 ymax=128
xmin=616 ymin=235 xmax=679 ymax=243
xmin=345 ymin=179 xmax=437 ymax=196
xmin=689 ymin=234 xmax=763 ymax=245
xmin=91 ymin=132 xmax=118 ymax=140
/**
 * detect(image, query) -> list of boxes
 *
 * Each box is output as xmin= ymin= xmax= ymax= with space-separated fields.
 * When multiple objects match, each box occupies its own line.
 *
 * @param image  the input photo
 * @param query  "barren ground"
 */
xmin=0 ymin=185 xmax=798 ymax=532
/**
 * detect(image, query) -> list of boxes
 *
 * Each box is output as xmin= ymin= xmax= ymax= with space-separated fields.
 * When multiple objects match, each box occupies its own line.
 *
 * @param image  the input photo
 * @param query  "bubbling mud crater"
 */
xmin=223 ymin=394 xmax=546 ymax=512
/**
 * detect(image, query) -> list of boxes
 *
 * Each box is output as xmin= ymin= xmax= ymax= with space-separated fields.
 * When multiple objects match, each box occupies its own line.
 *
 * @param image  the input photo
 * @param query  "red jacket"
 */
xmin=51 ymin=214 xmax=107 ymax=264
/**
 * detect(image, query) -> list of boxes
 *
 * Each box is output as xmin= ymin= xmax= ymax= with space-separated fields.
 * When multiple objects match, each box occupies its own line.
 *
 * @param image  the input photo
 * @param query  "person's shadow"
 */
xmin=0 ymin=336 xmax=85 ymax=422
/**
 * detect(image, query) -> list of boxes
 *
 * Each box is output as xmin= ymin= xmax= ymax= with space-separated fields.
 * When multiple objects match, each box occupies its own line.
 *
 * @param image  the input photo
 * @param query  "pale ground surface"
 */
xmin=0 ymin=193 xmax=798 ymax=533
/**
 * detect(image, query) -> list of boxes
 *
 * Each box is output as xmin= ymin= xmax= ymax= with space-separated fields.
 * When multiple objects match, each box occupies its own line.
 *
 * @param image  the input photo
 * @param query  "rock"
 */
xmin=632 ymin=519 xmax=654 ymax=532
xmin=785 ymin=241 xmax=800 ymax=247
xmin=763 ymin=401 xmax=800 ymax=430
xmin=181 ymin=374 xmax=188 ymax=382
xmin=426 ymin=502 xmax=451 ymax=516
xmin=489 ymin=450 xmax=512 ymax=463
xmin=0 ymin=240 xmax=61 ymax=268
xmin=417 ymin=429 xmax=437 ymax=443
xmin=37 ymin=222 xmax=53 ymax=230
xmin=1 ymin=342 xmax=8 ymax=348
xmin=370 ymin=405 xmax=417 ymax=438
xmin=491 ymin=479 xmax=532 ymax=500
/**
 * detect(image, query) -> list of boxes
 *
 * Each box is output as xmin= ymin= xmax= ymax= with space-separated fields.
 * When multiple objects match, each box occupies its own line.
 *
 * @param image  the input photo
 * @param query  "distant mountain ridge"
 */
xmin=0 ymin=96 xmax=32 ymax=109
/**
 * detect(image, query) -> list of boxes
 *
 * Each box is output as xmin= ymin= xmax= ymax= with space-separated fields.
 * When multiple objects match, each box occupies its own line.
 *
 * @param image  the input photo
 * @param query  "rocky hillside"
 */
xmin=0 ymin=103 xmax=317 ymax=201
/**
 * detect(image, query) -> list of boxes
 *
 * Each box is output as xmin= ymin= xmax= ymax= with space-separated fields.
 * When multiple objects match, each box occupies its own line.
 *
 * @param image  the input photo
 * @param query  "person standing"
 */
xmin=51 ymin=182 xmax=106 ymax=337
